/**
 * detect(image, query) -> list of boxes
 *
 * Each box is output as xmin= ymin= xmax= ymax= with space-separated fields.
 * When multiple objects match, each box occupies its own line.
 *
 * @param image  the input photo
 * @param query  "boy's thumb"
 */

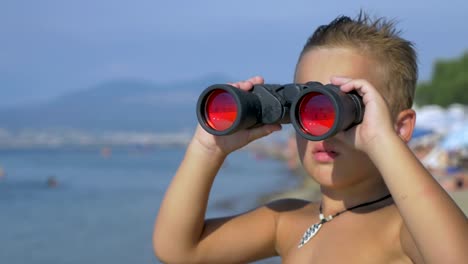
xmin=247 ymin=124 xmax=282 ymax=142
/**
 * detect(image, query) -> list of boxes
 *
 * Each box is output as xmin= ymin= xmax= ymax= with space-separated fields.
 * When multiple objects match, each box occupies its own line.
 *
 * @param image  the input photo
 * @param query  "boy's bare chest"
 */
xmin=278 ymin=208 xmax=410 ymax=263
xmin=282 ymin=230 xmax=397 ymax=264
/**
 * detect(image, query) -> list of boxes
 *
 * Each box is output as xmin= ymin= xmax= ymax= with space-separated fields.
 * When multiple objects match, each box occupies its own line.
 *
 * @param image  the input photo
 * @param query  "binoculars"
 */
xmin=196 ymin=82 xmax=364 ymax=141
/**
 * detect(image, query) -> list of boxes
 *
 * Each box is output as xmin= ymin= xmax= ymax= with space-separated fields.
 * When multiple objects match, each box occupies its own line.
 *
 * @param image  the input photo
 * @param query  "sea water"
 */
xmin=0 ymin=147 xmax=295 ymax=263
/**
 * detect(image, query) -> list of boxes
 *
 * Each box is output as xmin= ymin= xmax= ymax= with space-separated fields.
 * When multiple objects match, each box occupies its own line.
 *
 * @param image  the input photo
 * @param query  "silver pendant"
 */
xmin=298 ymin=222 xmax=322 ymax=248
xmin=298 ymin=213 xmax=333 ymax=248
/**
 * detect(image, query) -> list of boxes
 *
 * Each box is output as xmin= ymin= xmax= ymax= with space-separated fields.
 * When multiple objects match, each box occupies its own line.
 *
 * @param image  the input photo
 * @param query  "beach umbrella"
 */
xmin=440 ymin=123 xmax=468 ymax=151
xmin=415 ymin=105 xmax=447 ymax=133
xmin=412 ymin=127 xmax=434 ymax=139
xmin=415 ymin=104 xmax=466 ymax=134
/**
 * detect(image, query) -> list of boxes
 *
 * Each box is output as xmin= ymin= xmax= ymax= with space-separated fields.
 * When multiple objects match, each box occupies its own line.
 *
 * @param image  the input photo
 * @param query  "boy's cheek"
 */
xmin=295 ymin=135 xmax=308 ymax=157
xmin=335 ymin=129 xmax=358 ymax=148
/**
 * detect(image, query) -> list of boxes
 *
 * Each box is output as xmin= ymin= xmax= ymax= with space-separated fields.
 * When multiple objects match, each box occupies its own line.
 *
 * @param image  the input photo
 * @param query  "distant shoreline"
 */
xmin=0 ymin=130 xmax=192 ymax=150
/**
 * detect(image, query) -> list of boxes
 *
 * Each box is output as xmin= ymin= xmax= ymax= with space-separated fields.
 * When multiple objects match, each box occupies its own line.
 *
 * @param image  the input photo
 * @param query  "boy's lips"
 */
xmin=312 ymin=143 xmax=340 ymax=162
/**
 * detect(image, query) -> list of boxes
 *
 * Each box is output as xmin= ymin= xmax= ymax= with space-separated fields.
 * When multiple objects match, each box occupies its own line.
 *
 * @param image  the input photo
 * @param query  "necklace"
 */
xmin=298 ymin=194 xmax=392 ymax=248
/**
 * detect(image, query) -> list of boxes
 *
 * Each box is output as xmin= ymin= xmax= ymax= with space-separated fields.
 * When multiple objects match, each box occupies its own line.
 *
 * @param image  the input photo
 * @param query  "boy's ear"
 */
xmin=394 ymin=109 xmax=416 ymax=143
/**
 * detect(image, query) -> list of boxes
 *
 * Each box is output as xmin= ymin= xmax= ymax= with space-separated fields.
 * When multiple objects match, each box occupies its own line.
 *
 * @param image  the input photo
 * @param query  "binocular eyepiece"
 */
xmin=196 ymin=82 xmax=364 ymax=141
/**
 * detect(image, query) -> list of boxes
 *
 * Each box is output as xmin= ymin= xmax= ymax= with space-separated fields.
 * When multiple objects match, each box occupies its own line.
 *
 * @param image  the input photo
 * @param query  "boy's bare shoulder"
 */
xmin=265 ymin=199 xmax=319 ymax=253
xmin=265 ymin=198 xmax=318 ymax=220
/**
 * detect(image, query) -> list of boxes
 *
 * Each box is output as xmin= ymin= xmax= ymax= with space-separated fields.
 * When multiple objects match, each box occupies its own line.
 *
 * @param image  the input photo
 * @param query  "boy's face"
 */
xmin=294 ymin=47 xmax=382 ymax=188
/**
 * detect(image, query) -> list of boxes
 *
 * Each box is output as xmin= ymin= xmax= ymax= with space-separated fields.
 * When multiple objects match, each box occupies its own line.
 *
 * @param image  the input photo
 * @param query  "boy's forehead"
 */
xmin=295 ymin=47 xmax=379 ymax=85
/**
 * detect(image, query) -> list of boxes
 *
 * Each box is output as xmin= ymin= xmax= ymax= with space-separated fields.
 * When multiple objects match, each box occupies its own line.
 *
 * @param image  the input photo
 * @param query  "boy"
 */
xmin=154 ymin=13 xmax=468 ymax=263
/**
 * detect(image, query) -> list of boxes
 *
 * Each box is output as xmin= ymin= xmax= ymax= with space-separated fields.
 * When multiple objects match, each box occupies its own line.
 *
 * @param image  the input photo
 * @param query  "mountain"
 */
xmin=0 ymin=73 xmax=231 ymax=133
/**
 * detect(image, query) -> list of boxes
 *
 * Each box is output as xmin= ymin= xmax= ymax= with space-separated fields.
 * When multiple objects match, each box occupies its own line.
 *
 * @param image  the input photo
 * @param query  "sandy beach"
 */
xmin=451 ymin=191 xmax=468 ymax=216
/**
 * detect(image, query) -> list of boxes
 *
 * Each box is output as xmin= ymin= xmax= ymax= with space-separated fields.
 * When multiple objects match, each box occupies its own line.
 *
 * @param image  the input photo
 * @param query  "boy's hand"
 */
xmin=330 ymin=76 xmax=395 ymax=152
xmin=193 ymin=76 xmax=282 ymax=156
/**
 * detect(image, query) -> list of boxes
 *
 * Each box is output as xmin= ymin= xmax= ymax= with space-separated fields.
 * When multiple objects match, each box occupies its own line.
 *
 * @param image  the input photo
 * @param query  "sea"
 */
xmin=0 ymin=146 xmax=297 ymax=264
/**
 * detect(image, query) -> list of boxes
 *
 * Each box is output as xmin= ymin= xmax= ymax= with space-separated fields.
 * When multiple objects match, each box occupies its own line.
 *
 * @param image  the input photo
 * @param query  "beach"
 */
xmin=451 ymin=191 xmax=468 ymax=216
xmin=0 ymin=142 xmax=466 ymax=264
xmin=1 ymin=122 xmax=466 ymax=264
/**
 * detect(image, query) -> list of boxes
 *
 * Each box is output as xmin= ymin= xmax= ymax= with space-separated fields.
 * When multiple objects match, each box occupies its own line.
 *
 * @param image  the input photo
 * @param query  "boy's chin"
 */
xmin=310 ymin=174 xmax=357 ymax=189
xmin=305 ymin=165 xmax=338 ymax=185
xmin=305 ymin=163 xmax=369 ymax=189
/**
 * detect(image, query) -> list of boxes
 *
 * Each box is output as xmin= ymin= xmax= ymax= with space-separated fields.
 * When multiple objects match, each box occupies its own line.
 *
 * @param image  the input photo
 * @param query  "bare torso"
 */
xmin=275 ymin=201 xmax=414 ymax=263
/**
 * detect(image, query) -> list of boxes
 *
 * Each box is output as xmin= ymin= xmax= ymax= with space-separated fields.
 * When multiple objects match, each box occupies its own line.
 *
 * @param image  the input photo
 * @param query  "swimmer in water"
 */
xmin=47 ymin=176 xmax=58 ymax=188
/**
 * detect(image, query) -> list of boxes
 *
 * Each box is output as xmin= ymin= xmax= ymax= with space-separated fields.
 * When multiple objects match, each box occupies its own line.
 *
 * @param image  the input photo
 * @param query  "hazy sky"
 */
xmin=1 ymin=0 xmax=467 ymax=107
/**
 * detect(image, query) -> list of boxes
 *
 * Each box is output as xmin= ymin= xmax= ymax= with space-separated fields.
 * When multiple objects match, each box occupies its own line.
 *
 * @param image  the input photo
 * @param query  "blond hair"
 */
xmin=297 ymin=12 xmax=418 ymax=118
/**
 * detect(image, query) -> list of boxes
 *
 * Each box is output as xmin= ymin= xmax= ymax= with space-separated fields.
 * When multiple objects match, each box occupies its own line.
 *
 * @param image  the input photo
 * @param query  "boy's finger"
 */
xmin=339 ymin=81 xmax=356 ymax=92
xmin=331 ymin=76 xmax=352 ymax=85
xmin=248 ymin=76 xmax=264 ymax=85
xmin=340 ymin=79 xmax=371 ymax=97
xmin=228 ymin=76 xmax=264 ymax=91
xmin=228 ymin=82 xmax=241 ymax=88
xmin=239 ymin=80 xmax=255 ymax=91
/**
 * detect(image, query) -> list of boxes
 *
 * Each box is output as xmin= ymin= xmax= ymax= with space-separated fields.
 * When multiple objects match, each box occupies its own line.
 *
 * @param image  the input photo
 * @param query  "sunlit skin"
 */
xmin=153 ymin=46 xmax=468 ymax=263
xmin=282 ymin=47 xmax=406 ymax=262
xmin=295 ymin=47 xmax=385 ymax=191
xmin=254 ymin=47 xmax=409 ymax=263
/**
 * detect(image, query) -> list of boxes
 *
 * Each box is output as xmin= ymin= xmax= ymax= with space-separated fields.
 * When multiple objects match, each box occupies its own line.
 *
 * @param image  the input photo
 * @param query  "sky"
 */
xmin=1 ymin=0 xmax=467 ymax=107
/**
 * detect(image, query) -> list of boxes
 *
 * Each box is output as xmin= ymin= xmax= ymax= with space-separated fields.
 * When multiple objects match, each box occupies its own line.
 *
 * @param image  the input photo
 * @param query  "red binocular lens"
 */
xmin=297 ymin=92 xmax=336 ymax=137
xmin=290 ymin=83 xmax=363 ymax=140
xmin=196 ymin=84 xmax=264 ymax=136
xmin=204 ymin=89 xmax=238 ymax=131
xmin=196 ymin=82 xmax=363 ymax=140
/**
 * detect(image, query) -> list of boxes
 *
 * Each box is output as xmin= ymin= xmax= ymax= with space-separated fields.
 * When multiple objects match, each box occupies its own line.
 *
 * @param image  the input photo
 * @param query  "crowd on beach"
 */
xmin=410 ymin=104 xmax=468 ymax=192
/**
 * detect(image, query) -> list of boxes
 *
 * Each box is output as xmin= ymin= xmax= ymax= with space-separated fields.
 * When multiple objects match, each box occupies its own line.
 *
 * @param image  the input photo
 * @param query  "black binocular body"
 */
xmin=196 ymin=82 xmax=364 ymax=141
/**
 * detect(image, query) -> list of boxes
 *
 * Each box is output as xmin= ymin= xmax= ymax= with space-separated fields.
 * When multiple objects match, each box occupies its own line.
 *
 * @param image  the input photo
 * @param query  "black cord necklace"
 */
xmin=298 ymin=194 xmax=392 ymax=248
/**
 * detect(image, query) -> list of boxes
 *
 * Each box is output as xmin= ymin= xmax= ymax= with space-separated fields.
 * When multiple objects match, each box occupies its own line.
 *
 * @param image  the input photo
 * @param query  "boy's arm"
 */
xmin=153 ymin=77 xmax=284 ymax=263
xmin=368 ymin=133 xmax=468 ymax=264
xmin=334 ymin=77 xmax=468 ymax=264
xmin=153 ymin=139 xmax=279 ymax=263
